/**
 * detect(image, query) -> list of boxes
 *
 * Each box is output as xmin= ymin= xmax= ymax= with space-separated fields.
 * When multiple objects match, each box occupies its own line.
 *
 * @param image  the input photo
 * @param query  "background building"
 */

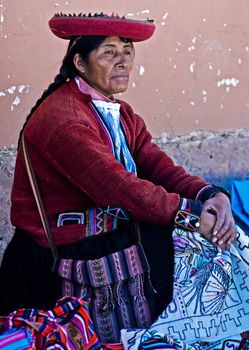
xmin=1 ymin=1 xmax=249 ymax=261
xmin=1 ymin=0 xmax=249 ymax=147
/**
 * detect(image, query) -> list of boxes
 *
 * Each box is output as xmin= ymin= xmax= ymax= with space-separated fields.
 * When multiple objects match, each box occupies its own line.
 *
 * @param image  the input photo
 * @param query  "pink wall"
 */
xmin=1 ymin=0 xmax=249 ymax=147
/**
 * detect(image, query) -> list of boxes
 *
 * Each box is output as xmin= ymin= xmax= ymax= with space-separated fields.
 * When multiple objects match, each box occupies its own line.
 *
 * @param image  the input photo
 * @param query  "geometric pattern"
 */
xmin=121 ymin=225 xmax=249 ymax=349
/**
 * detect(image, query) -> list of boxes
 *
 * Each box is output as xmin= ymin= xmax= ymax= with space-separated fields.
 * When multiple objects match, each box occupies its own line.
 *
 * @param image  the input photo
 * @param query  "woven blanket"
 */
xmin=121 ymin=225 xmax=249 ymax=350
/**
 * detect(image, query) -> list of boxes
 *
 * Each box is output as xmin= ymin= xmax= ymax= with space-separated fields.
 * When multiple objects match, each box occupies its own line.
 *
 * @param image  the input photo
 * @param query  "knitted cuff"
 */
xmin=174 ymin=198 xmax=202 ymax=231
xmin=196 ymin=184 xmax=231 ymax=203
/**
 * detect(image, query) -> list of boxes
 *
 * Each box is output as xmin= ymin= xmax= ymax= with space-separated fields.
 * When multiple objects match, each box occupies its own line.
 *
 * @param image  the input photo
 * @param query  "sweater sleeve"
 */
xmin=131 ymin=113 xmax=208 ymax=199
xmin=45 ymin=120 xmax=185 ymax=226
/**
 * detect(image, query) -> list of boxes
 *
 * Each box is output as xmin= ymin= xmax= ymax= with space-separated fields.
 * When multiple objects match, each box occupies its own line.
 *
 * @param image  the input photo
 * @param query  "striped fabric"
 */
xmin=102 ymin=343 xmax=124 ymax=350
xmin=0 ymin=327 xmax=35 ymax=349
xmin=0 ymin=297 xmax=100 ymax=350
xmin=84 ymin=207 xmax=128 ymax=236
xmin=57 ymin=244 xmax=154 ymax=343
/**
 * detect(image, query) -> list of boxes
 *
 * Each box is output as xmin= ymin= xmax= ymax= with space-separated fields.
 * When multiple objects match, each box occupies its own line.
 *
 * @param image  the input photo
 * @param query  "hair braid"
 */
xmin=18 ymin=64 xmax=69 ymax=144
xmin=18 ymin=35 xmax=129 ymax=145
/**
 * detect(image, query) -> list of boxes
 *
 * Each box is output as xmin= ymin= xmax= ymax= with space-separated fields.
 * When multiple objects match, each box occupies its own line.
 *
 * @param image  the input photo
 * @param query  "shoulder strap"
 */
xmin=21 ymin=136 xmax=58 ymax=269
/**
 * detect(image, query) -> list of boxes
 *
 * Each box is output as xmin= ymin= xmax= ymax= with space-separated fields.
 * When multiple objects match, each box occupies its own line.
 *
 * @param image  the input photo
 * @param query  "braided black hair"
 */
xmin=18 ymin=35 xmax=108 ymax=144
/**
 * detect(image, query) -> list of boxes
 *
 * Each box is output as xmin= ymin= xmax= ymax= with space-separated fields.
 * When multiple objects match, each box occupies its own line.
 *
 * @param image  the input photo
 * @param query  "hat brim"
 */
xmin=48 ymin=16 xmax=156 ymax=42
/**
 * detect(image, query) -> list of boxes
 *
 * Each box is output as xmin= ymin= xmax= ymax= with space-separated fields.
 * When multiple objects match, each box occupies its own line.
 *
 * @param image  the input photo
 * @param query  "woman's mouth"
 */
xmin=111 ymin=74 xmax=129 ymax=80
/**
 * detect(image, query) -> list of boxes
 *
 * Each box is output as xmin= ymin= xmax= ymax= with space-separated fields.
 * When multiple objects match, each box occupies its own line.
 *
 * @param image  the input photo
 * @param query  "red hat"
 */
xmin=48 ymin=12 xmax=156 ymax=42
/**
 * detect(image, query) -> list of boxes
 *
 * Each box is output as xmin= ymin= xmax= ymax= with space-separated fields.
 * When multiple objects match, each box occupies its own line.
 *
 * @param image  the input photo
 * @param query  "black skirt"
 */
xmin=0 ymin=222 xmax=174 ymax=317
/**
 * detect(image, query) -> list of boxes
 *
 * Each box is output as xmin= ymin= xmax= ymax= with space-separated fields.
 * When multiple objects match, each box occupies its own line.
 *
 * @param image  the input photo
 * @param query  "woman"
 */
xmin=0 ymin=12 xmax=236 ymax=343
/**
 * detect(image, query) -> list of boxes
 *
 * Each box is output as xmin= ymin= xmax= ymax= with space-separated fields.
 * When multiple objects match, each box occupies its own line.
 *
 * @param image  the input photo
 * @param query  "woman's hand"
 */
xmin=199 ymin=210 xmax=216 ymax=242
xmin=201 ymin=192 xmax=236 ymax=250
xmin=199 ymin=209 xmax=231 ymax=251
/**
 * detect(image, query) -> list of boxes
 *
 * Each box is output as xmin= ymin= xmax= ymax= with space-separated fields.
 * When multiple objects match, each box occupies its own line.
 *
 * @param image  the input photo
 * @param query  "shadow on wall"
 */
xmin=0 ymin=128 xmax=249 ymax=264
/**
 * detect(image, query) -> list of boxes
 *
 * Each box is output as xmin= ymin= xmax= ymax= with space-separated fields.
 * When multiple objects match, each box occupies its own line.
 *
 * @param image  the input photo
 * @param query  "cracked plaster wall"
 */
xmin=1 ymin=1 xmax=249 ymax=146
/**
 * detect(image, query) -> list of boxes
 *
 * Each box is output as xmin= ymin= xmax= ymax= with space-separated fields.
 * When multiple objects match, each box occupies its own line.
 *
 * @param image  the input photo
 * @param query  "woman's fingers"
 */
xmin=211 ymin=212 xmax=228 ymax=241
xmin=212 ymin=215 xmax=236 ymax=250
xmin=211 ymin=211 xmax=226 ymax=236
xmin=202 ymin=194 xmax=236 ymax=250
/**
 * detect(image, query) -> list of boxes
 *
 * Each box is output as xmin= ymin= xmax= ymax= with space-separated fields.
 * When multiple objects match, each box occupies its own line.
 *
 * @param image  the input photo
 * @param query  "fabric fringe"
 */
xmin=57 ymin=243 xmax=154 ymax=343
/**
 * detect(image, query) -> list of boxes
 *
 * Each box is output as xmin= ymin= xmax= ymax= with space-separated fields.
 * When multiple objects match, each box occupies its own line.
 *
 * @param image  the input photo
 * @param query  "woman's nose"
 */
xmin=115 ymin=52 xmax=128 ymax=67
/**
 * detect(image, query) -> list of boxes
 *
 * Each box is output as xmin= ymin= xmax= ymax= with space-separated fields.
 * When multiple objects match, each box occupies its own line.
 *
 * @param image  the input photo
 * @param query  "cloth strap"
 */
xmin=21 ymin=136 xmax=59 ymax=269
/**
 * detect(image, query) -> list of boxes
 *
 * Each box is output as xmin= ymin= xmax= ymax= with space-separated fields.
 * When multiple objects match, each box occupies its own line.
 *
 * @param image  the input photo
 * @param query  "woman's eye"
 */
xmin=105 ymin=50 xmax=115 ymax=55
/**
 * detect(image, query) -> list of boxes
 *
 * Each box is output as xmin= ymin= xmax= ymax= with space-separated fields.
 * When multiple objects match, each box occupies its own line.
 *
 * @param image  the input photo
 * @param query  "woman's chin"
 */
xmin=111 ymin=85 xmax=129 ymax=95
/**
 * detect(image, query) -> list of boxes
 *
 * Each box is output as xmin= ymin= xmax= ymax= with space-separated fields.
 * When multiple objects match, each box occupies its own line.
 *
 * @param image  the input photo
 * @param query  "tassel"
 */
xmin=106 ymin=284 xmax=115 ymax=310
xmin=96 ymin=285 xmax=107 ymax=311
xmin=133 ymin=274 xmax=146 ymax=302
xmin=115 ymin=281 xmax=128 ymax=305
xmin=79 ymin=285 xmax=90 ymax=299
xmin=148 ymin=270 xmax=157 ymax=294
xmin=96 ymin=285 xmax=116 ymax=311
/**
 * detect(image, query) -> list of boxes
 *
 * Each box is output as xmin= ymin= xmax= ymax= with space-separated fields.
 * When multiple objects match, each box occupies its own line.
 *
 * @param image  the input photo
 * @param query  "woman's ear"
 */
xmin=73 ymin=53 xmax=86 ymax=74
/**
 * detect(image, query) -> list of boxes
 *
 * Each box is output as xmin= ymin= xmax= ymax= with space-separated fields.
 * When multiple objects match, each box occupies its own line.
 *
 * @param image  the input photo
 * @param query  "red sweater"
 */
xmin=11 ymin=80 xmax=207 ymax=247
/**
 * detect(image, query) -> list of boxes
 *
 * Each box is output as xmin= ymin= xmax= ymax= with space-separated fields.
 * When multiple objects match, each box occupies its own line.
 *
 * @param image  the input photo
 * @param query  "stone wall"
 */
xmin=154 ymin=129 xmax=249 ymax=187
xmin=0 ymin=146 xmax=16 ymax=264
xmin=1 ymin=128 xmax=249 ymax=264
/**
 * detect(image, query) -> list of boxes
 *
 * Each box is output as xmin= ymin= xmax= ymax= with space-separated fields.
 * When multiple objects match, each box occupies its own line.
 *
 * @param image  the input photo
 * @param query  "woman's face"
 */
xmin=79 ymin=36 xmax=135 ymax=98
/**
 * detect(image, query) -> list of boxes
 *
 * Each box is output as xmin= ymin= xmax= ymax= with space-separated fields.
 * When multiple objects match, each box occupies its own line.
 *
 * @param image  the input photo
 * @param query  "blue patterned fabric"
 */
xmin=92 ymin=100 xmax=137 ymax=173
xmin=121 ymin=225 xmax=249 ymax=350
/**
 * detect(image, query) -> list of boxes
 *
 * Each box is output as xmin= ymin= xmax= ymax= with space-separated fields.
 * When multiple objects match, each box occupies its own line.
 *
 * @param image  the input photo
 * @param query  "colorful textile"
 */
xmin=121 ymin=225 xmax=249 ymax=349
xmin=92 ymin=100 xmax=137 ymax=174
xmin=0 ymin=327 xmax=35 ymax=349
xmin=56 ymin=207 xmax=129 ymax=236
xmin=102 ymin=344 xmax=124 ymax=350
xmin=0 ymin=297 xmax=101 ymax=350
xmin=122 ymin=332 xmax=247 ymax=350
xmin=84 ymin=207 xmax=121 ymax=236
xmin=57 ymin=243 xmax=154 ymax=343
xmin=11 ymin=79 xmax=208 ymax=247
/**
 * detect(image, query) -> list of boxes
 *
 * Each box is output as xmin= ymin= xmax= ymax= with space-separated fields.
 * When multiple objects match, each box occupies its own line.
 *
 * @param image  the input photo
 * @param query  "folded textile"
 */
xmin=121 ymin=226 xmax=249 ymax=349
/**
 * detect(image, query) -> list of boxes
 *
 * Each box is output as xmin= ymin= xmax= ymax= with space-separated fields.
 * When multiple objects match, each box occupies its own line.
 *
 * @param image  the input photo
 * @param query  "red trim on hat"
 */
xmin=48 ymin=16 xmax=155 ymax=42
